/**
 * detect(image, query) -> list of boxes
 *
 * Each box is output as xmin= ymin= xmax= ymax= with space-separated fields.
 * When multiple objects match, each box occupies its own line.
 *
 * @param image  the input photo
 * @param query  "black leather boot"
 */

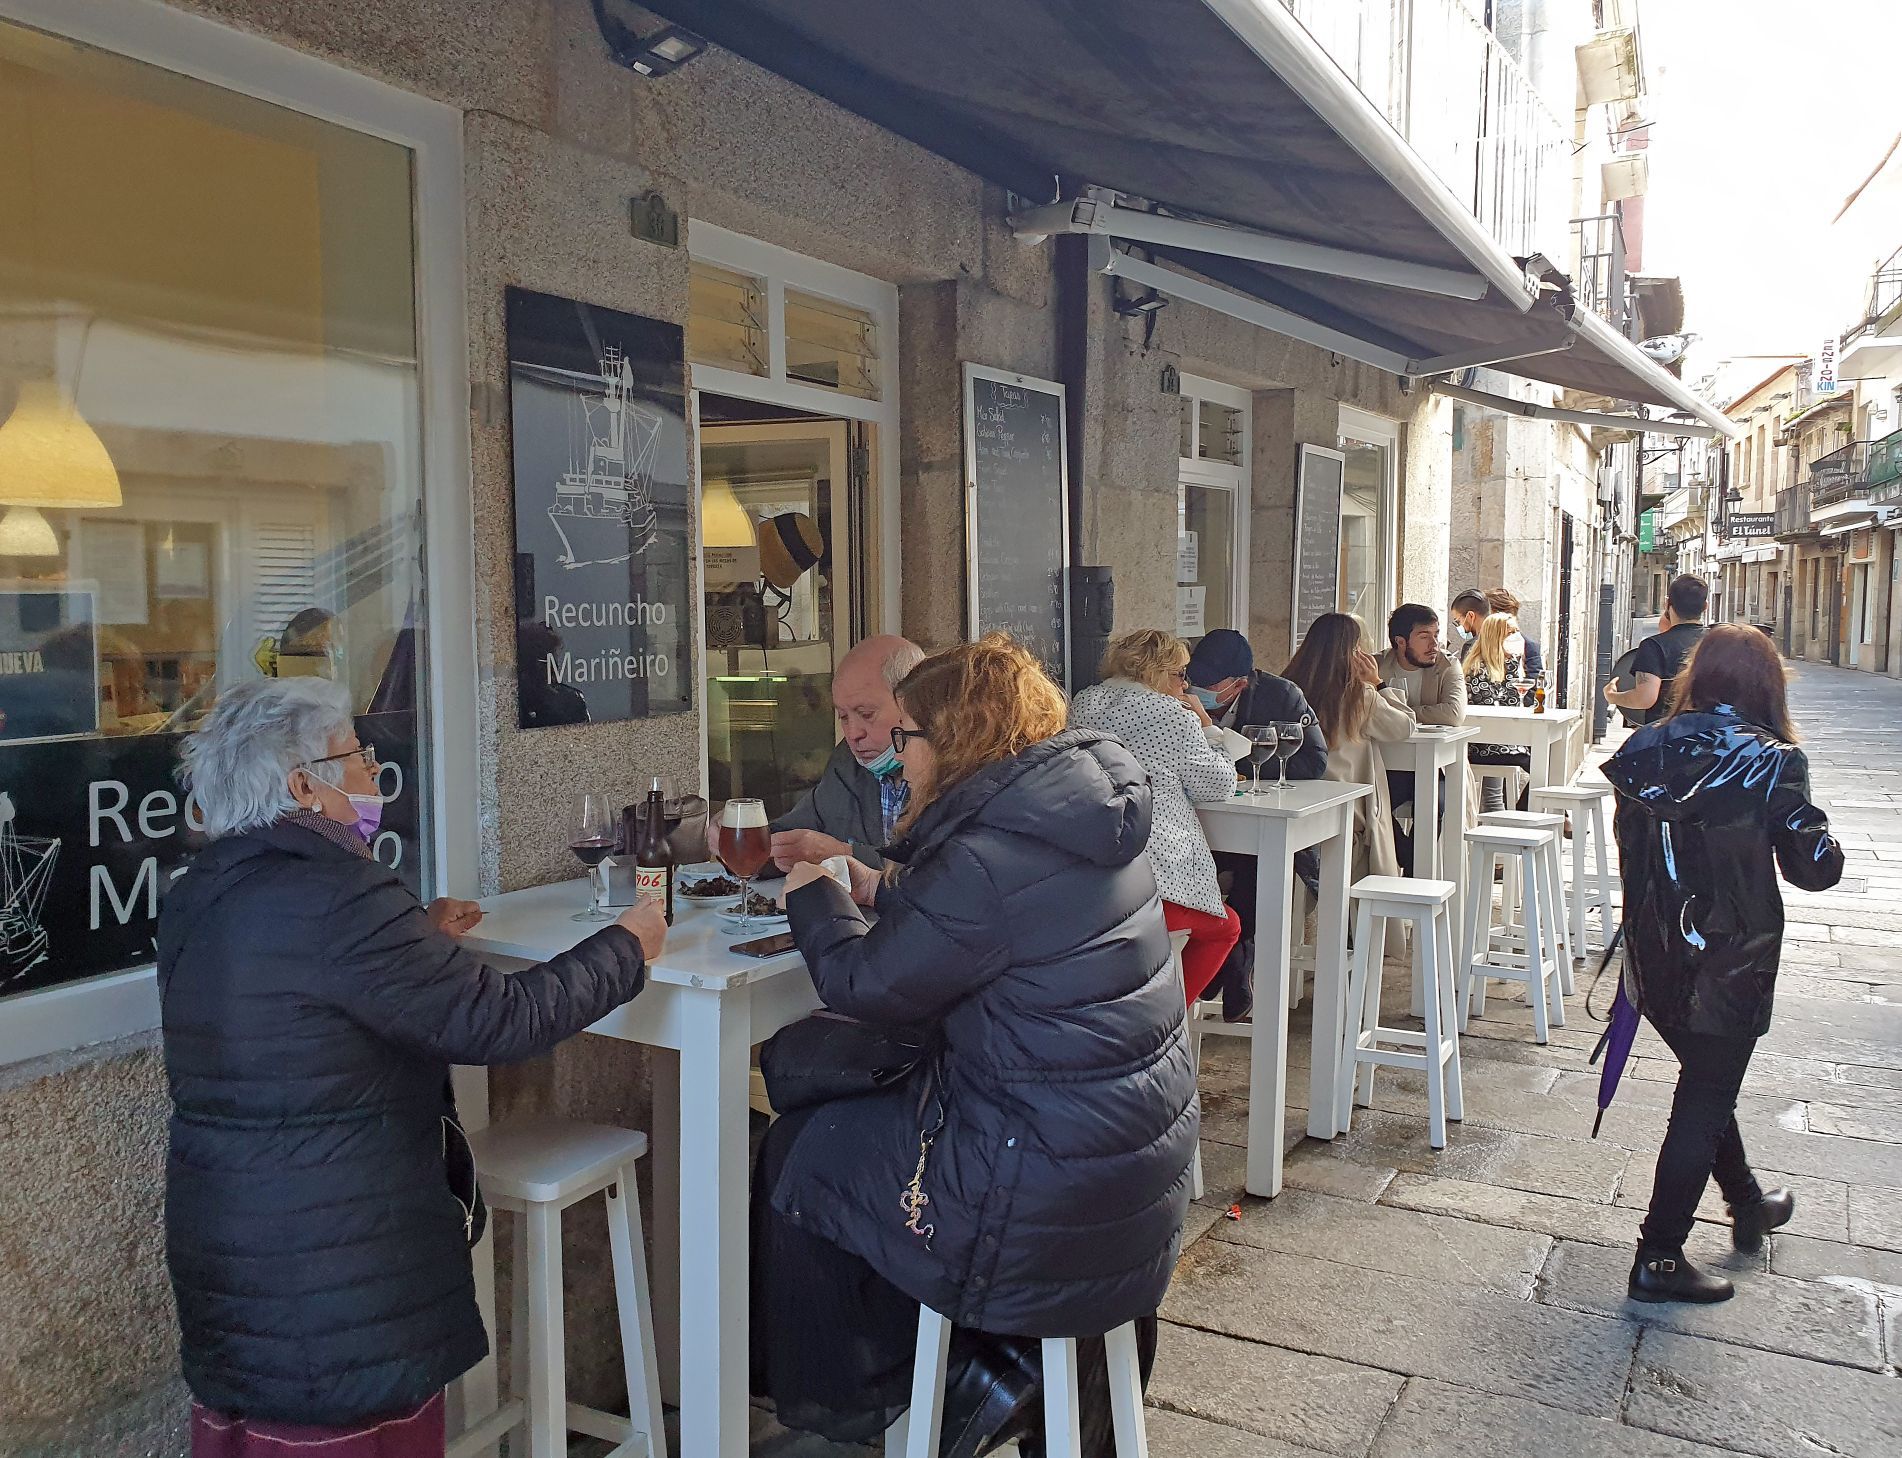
xmin=1628 ymin=1245 xmax=1734 ymax=1304
xmin=938 ymin=1334 xmax=1041 ymax=1458
xmin=1730 ymin=1188 xmax=1795 ymax=1253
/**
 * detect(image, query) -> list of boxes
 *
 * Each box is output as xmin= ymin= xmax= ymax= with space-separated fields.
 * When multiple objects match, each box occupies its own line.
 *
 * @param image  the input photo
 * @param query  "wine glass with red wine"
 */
xmin=570 ymin=792 xmax=617 ymax=923
xmin=715 ymin=797 xmax=772 ymax=924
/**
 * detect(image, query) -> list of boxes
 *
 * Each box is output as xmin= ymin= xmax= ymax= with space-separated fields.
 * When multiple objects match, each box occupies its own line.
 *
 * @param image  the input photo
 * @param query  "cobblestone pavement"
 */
xmin=1159 ymin=661 xmax=1902 ymax=1458
xmin=738 ymin=663 xmax=1902 ymax=1458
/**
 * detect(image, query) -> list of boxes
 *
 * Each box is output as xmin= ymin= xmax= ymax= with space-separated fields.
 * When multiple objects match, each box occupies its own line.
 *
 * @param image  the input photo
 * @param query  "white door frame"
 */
xmin=1176 ymin=374 xmax=1252 ymax=635
xmin=686 ymin=224 xmax=901 ymax=799
xmin=0 ymin=0 xmax=477 ymax=1066
xmin=1338 ymin=404 xmax=1401 ymax=624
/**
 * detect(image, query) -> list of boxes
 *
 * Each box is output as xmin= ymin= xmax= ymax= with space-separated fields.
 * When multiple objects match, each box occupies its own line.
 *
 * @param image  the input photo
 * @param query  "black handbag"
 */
xmin=758 ymin=1012 xmax=929 ymax=1113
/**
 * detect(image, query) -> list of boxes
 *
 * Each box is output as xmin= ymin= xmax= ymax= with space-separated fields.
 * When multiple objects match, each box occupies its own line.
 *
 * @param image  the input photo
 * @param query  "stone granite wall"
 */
xmin=0 ymin=2 xmax=1450 ymax=1452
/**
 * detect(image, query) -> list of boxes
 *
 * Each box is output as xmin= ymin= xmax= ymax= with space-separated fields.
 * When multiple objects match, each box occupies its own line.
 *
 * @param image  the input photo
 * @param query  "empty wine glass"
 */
xmin=1270 ymin=720 xmax=1305 ymax=794
xmin=569 ymin=792 xmax=616 ymax=923
xmin=1244 ymin=726 xmax=1278 ymax=795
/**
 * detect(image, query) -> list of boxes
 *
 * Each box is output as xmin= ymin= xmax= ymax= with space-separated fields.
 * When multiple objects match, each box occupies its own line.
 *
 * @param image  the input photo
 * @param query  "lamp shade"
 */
xmin=701 ymin=478 xmax=755 ymax=547
xmin=0 ymin=504 xmax=60 ymax=556
xmin=0 ymin=381 xmax=123 ymax=510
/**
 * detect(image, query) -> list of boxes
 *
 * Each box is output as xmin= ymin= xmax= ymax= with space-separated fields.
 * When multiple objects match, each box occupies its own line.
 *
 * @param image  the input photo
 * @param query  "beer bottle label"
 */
xmin=634 ymin=865 xmax=668 ymax=898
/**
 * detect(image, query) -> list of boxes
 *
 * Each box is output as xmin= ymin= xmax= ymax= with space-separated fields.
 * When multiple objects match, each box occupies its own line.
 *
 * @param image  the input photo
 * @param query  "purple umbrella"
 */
xmin=1587 ymin=925 xmax=1635 ymax=1138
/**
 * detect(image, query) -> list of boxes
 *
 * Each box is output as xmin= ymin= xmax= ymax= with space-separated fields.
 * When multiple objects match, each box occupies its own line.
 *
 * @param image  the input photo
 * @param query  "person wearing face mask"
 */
xmin=725 ymin=634 xmax=925 ymax=875
xmin=157 ymin=677 xmax=664 ymax=1456
xmin=1451 ymin=588 xmax=1489 ymax=650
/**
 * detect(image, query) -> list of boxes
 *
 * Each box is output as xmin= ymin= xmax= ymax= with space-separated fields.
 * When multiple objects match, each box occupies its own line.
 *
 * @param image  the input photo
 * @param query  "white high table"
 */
xmin=1462 ymin=706 xmax=1584 ymax=791
xmin=1387 ymin=724 xmax=1479 ymax=1017
xmin=454 ymin=881 xmax=822 ymax=1458
xmin=1196 ymin=780 xmax=1371 ymax=1198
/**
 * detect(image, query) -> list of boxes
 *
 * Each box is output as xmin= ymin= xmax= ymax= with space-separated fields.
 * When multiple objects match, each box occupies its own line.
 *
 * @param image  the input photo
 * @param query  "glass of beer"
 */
xmin=715 ymin=798 xmax=772 ymax=922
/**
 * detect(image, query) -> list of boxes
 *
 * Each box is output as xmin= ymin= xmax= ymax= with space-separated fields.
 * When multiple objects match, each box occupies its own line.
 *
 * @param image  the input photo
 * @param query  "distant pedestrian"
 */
xmin=1602 ymin=626 xmax=1844 ymax=1303
xmin=1605 ymin=574 xmax=1707 ymax=723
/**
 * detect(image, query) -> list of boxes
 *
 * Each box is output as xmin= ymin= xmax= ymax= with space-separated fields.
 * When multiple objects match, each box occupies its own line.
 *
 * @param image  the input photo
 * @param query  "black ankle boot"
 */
xmin=939 ymin=1334 xmax=1041 ymax=1458
xmin=1730 ymin=1188 xmax=1795 ymax=1253
xmin=1628 ymin=1245 xmax=1734 ymax=1304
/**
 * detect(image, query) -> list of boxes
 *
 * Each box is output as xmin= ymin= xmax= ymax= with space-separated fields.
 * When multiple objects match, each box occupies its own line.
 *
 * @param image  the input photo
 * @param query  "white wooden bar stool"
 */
xmin=457 ymin=1118 xmax=666 ymax=1458
xmin=1335 ymin=875 xmax=1463 ymax=1148
xmin=1478 ymin=809 xmax=1575 ymax=991
xmin=1531 ymin=780 xmax=1615 ymax=959
xmin=1460 ymin=825 xmax=1566 ymax=1044
xmin=887 ymin=1307 xmax=1149 ymax=1458
xmin=1168 ymin=929 xmax=1203 ymax=1201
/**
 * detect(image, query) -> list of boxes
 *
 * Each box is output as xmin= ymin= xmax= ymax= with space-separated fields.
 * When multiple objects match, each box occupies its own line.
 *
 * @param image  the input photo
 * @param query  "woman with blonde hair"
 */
xmin=1281 ymin=612 xmax=1416 ymax=887
xmin=1071 ymin=628 xmax=1244 ymax=1005
xmin=1463 ymin=611 xmax=1534 ymax=812
xmin=759 ymin=634 xmax=1196 ymax=1454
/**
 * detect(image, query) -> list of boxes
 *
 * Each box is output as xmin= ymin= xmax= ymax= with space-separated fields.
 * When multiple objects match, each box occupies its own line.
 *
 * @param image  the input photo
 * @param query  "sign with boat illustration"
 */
xmin=505 ymin=287 xmax=692 ymax=726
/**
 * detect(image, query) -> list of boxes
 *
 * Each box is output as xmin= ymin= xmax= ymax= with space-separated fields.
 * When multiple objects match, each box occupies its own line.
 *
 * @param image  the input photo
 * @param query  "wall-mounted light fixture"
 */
xmin=591 ymin=0 xmax=706 ymax=76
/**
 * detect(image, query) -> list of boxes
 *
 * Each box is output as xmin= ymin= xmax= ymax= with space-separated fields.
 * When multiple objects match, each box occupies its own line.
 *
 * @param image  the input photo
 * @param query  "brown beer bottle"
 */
xmin=1534 ymin=683 xmax=1547 ymax=714
xmin=634 ymin=775 xmax=676 ymax=924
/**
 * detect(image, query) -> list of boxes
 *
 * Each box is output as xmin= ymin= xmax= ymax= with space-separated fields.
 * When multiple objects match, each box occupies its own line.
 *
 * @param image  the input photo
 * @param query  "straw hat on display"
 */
xmin=757 ymin=511 xmax=826 ymax=591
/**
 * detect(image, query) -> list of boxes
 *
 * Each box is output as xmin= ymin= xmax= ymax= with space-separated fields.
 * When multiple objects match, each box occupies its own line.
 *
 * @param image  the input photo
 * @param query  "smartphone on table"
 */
xmin=732 ymin=931 xmax=797 ymax=958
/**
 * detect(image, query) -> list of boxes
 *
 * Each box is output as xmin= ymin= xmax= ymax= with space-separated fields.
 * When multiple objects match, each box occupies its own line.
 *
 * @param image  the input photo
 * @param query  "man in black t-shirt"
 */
xmin=1606 ymin=575 xmax=1708 ymax=724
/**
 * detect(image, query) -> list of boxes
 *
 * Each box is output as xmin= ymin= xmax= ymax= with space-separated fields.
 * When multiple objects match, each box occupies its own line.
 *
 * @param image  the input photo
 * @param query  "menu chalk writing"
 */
xmin=964 ymin=366 xmax=1069 ymax=683
xmin=1291 ymin=445 xmax=1345 ymax=650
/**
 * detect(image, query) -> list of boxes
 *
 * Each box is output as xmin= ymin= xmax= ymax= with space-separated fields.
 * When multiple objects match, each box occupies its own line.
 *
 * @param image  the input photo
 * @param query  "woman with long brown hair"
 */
xmin=757 ymin=634 xmax=1196 ymax=1454
xmin=1603 ymin=625 xmax=1843 ymax=1303
xmin=1282 ymin=612 xmax=1416 ymax=886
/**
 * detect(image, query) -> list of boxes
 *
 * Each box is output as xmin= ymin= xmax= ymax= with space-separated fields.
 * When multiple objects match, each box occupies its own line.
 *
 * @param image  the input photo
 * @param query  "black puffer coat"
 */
xmin=780 ymin=729 xmax=1196 ymax=1337
xmin=1604 ymin=706 xmax=1843 ymax=1038
xmin=157 ymin=821 xmax=647 ymax=1425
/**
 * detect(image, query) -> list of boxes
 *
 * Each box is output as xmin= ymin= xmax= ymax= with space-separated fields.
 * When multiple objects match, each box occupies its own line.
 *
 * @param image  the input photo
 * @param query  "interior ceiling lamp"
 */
xmin=0 ymin=378 xmax=123 ymax=556
xmin=591 ymin=0 xmax=706 ymax=76
xmin=701 ymin=478 xmax=756 ymax=547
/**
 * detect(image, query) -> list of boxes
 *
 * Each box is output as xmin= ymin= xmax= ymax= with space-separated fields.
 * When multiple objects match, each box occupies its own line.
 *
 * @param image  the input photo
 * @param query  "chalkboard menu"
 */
xmin=1291 ymin=444 xmax=1345 ymax=649
xmin=963 ymin=365 xmax=1070 ymax=683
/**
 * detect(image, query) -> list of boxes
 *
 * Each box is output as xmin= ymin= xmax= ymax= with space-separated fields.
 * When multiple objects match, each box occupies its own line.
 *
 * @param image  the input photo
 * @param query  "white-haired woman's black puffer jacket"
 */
xmin=157 ymin=819 xmax=646 ymax=1425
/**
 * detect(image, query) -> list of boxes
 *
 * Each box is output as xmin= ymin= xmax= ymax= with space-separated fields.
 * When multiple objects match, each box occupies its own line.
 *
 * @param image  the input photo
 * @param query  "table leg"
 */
xmin=1409 ymin=743 xmax=1437 ymax=1017
xmin=1308 ymin=816 xmax=1353 ymax=1141
xmin=1445 ymin=746 xmax=1470 ymax=975
xmin=675 ymin=990 xmax=752 ymax=1458
xmin=1245 ymin=821 xmax=1295 ymax=1198
xmin=648 ymin=1047 xmax=681 ymax=1404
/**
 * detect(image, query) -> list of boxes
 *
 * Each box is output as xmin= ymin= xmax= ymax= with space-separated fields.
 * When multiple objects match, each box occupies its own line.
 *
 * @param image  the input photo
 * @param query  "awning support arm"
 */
xmin=1094 ymin=238 xmax=1416 ymax=376
xmin=1432 ymin=381 xmax=1723 ymax=440
xmin=1404 ymin=338 xmax=1576 ymax=375
xmin=1013 ymin=196 xmax=1491 ymax=301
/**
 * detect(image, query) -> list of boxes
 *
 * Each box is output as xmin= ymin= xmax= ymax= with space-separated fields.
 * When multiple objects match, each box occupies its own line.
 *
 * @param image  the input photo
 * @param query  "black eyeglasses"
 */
xmin=890 ymin=725 xmax=929 ymax=753
xmin=304 ymin=744 xmax=380 ymax=774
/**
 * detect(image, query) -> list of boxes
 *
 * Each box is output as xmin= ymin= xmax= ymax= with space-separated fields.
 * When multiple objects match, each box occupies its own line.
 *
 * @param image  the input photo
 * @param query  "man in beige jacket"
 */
xmin=1374 ymin=603 xmax=1468 ymax=872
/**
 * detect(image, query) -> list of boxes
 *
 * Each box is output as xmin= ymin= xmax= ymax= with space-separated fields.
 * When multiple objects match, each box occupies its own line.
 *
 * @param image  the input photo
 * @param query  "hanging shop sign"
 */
xmin=506 ymin=286 xmax=693 ymax=727
xmin=1816 ymin=337 xmax=1841 ymax=395
xmin=1726 ymin=512 xmax=1775 ymax=540
xmin=1638 ymin=509 xmax=1656 ymax=553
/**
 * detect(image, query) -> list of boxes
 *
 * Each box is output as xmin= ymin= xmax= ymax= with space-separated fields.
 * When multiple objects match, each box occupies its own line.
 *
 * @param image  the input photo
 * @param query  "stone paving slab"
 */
xmin=1366 ymin=1379 xmax=1741 ymax=1458
xmin=1808 ymin=1100 xmax=1902 ymax=1142
xmin=1626 ymin=1328 xmax=1902 ymax=1458
xmin=1210 ymin=1187 xmax=1553 ymax=1297
xmin=1146 ymin=1407 xmax=1332 ymax=1458
xmin=1148 ymin=1323 xmax=1403 ymax=1455
xmin=1846 ymin=1184 xmax=1902 ymax=1252
xmin=1161 ymin=1237 xmax=1642 ymax=1417
xmin=1537 ymin=1238 xmax=1887 ymax=1370
xmin=1379 ymin=1172 xmax=1752 ymax=1260
xmin=1769 ymin=1232 xmax=1902 ymax=1289
xmin=1286 ymin=1107 xmax=1633 ymax=1202
xmin=1610 ymin=1163 xmax=1852 ymax=1242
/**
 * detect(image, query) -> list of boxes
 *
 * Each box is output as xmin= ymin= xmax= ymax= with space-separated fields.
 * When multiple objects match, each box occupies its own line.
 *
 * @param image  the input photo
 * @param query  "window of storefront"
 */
xmin=0 ymin=2 xmax=474 ymax=1064
xmin=686 ymin=227 xmax=899 ymax=814
xmin=1176 ymin=377 xmax=1250 ymax=644
xmin=1338 ymin=407 xmax=1398 ymax=630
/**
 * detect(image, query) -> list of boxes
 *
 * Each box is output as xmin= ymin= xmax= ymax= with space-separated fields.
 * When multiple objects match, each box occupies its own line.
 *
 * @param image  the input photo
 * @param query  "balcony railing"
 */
xmin=1281 ymin=0 xmax=1570 ymax=258
xmin=1657 ymin=482 xmax=1705 ymax=533
xmin=1868 ymin=427 xmax=1902 ymax=505
xmin=1775 ymin=486 xmax=1811 ymax=541
xmin=1809 ymin=439 xmax=1874 ymax=510
xmin=1573 ymin=213 xmax=1628 ymax=333
xmin=1844 ymin=243 xmax=1902 ymax=346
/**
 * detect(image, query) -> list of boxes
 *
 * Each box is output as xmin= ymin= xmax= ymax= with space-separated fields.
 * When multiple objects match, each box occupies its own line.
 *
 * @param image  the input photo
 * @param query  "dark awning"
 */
xmin=641 ymin=0 xmax=1736 ymax=436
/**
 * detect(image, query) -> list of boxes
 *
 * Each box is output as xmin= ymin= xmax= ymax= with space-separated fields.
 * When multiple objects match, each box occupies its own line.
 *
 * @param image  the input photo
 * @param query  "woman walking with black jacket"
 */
xmin=1602 ymin=626 xmax=1843 ymax=1304
xmin=158 ymin=678 xmax=664 ymax=1455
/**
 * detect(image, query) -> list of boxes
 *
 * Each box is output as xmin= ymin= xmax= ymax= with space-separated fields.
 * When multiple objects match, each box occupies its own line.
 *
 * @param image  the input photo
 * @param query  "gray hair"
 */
xmin=180 ymin=677 xmax=357 ymax=837
xmin=880 ymin=640 xmax=926 ymax=689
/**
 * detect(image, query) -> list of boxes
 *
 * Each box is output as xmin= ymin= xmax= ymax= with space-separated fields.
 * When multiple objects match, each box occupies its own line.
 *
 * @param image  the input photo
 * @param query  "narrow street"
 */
xmin=1160 ymin=662 xmax=1902 ymax=1457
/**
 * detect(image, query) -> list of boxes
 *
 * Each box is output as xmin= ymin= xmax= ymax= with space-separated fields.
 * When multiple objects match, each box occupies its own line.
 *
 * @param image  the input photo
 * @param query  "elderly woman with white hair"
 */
xmin=158 ymin=677 xmax=665 ymax=1458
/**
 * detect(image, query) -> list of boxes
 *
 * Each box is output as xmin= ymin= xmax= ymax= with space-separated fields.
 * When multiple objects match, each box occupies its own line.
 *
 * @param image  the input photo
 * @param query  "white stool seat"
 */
xmin=1479 ymin=810 xmax=1574 ymax=990
xmin=451 ymin=1118 xmax=665 ymax=1458
xmin=1460 ymin=823 xmax=1566 ymax=1045
xmin=1348 ymin=875 xmax=1455 ymax=905
xmin=1169 ymin=929 xmax=1203 ymax=1203
xmin=1465 ymin=824 xmax=1552 ymax=850
xmin=1532 ymin=781 xmax=1616 ymax=961
xmin=1533 ymin=781 xmax=1611 ymax=803
xmin=467 ymin=1118 xmax=649 ymax=1205
xmin=888 ymin=1308 xmax=1149 ymax=1458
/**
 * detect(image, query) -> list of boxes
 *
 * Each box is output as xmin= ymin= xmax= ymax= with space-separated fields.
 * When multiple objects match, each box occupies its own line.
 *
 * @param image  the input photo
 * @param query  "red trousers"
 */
xmin=1163 ymin=900 xmax=1242 ymax=1004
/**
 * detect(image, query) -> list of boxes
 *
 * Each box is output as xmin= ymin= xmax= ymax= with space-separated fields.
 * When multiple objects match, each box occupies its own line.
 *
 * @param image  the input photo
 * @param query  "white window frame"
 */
xmin=1176 ymin=375 xmax=1252 ymax=636
xmin=686 ymin=224 xmax=902 ymax=797
xmin=1338 ymin=403 xmax=1401 ymax=625
xmin=0 ymin=0 xmax=478 ymax=1069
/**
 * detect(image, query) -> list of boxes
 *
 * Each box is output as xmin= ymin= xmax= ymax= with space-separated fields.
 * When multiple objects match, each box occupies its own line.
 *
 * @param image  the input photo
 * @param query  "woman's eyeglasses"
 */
xmin=305 ymin=744 xmax=380 ymax=774
xmin=890 ymin=725 xmax=929 ymax=753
